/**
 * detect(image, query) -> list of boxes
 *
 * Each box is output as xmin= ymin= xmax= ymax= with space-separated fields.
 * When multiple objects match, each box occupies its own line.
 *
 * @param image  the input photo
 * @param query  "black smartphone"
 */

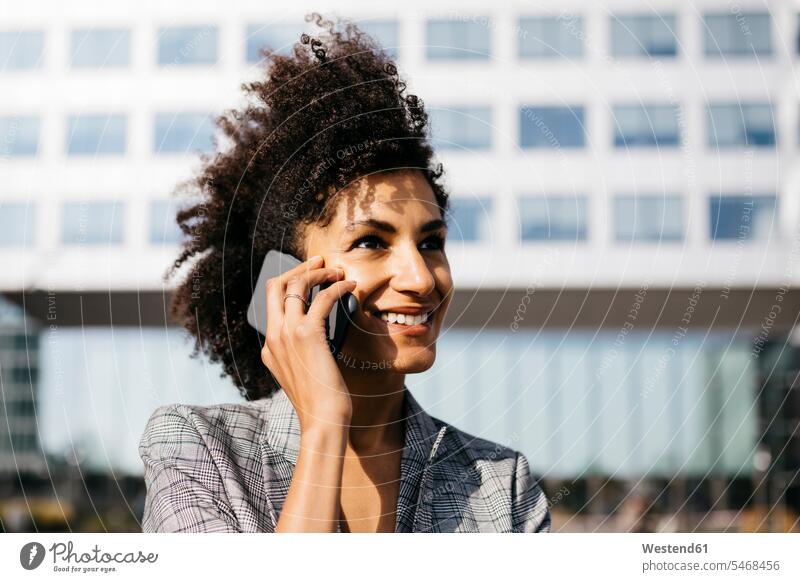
xmin=246 ymin=250 xmax=359 ymax=357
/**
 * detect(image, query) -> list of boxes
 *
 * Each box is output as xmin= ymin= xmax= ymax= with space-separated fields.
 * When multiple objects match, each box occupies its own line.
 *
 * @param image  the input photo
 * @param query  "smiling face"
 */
xmin=300 ymin=169 xmax=454 ymax=374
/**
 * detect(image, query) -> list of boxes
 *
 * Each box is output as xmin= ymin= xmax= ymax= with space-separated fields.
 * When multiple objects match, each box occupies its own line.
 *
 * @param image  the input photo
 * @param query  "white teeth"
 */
xmin=379 ymin=311 xmax=431 ymax=325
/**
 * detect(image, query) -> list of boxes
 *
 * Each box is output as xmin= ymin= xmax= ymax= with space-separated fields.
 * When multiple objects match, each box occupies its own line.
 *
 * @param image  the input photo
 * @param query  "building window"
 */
xmin=154 ymin=112 xmax=216 ymax=154
xmin=707 ymin=103 xmax=774 ymax=148
xmin=448 ymin=198 xmax=492 ymax=242
xmin=0 ymin=30 xmax=44 ymax=70
xmin=70 ymin=28 xmax=129 ymax=68
xmin=704 ymin=12 xmax=771 ymax=57
xmin=66 ymin=114 xmax=127 ymax=155
xmin=0 ymin=115 xmax=40 ymax=157
xmin=709 ymin=195 xmax=777 ymax=241
xmin=157 ymin=25 xmax=218 ymax=66
xmin=429 ymin=106 xmax=492 ymax=150
xmin=359 ymin=20 xmax=400 ymax=60
xmin=425 ymin=19 xmax=491 ymax=60
xmin=149 ymin=199 xmax=183 ymax=245
xmin=518 ymin=16 xmax=583 ymax=59
xmin=519 ymin=196 xmax=587 ymax=241
xmin=62 ymin=201 xmax=124 ymax=245
xmin=245 ymin=23 xmax=306 ymax=62
xmin=0 ymin=202 xmax=35 ymax=247
xmin=520 ymin=106 xmax=585 ymax=149
xmin=610 ymin=14 xmax=677 ymax=57
xmin=615 ymin=195 xmax=683 ymax=242
xmin=613 ymin=104 xmax=680 ymax=148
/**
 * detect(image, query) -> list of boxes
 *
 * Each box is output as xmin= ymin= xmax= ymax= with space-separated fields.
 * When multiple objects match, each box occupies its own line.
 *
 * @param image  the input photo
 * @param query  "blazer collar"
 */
xmin=262 ymin=385 xmax=447 ymax=465
xmin=258 ymin=385 xmax=450 ymax=532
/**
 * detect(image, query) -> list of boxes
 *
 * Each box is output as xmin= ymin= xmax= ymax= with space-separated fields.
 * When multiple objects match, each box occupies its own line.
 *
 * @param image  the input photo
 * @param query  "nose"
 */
xmin=389 ymin=242 xmax=436 ymax=297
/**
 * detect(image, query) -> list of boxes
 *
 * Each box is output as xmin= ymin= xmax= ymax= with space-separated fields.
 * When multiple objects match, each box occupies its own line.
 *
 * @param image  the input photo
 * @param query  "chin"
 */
xmin=383 ymin=345 xmax=437 ymax=374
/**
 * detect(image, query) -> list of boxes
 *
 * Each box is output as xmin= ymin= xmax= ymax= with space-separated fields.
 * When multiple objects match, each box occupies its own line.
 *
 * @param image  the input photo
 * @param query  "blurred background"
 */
xmin=1 ymin=0 xmax=799 ymax=532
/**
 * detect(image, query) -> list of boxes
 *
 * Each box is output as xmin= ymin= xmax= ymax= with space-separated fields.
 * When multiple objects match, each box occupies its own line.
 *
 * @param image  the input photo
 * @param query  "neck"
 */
xmin=336 ymin=354 xmax=406 ymax=454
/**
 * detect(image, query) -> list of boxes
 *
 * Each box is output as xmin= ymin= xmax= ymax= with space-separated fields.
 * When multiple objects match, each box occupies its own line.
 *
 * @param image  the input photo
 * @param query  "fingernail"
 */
xmin=309 ymin=255 xmax=322 ymax=262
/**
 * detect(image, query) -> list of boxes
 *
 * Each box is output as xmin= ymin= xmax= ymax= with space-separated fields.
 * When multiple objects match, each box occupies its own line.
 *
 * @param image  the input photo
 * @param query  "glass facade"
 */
xmin=149 ymin=199 xmax=183 ymax=245
xmin=0 ymin=115 xmax=40 ymax=157
xmin=707 ymin=103 xmax=775 ymax=148
xmin=0 ymin=202 xmax=35 ymax=247
xmin=426 ymin=19 xmax=491 ymax=60
xmin=153 ymin=112 xmax=216 ymax=154
xmin=520 ymin=106 xmax=585 ymax=148
xmin=518 ymin=16 xmax=583 ymax=59
xmin=709 ymin=195 xmax=777 ymax=241
xmin=704 ymin=12 xmax=771 ymax=57
xmin=448 ymin=197 xmax=493 ymax=242
xmin=359 ymin=19 xmax=400 ymax=59
xmin=61 ymin=201 xmax=125 ymax=245
xmin=615 ymin=195 xmax=683 ymax=242
xmin=245 ymin=22 xmax=306 ymax=62
xmin=429 ymin=106 xmax=492 ymax=150
xmin=0 ymin=30 xmax=44 ymax=70
xmin=613 ymin=104 xmax=680 ymax=148
xmin=70 ymin=28 xmax=130 ymax=68
xmin=157 ymin=25 xmax=218 ymax=66
xmin=411 ymin=328 xmax=758 ymax=479
xmin=610 ymin=14 xmax=678 ymax=58
xmin=65 ymin=113 xmax=127 ymax=155
xmin=519 ymin=195 xmax=587 ymax=241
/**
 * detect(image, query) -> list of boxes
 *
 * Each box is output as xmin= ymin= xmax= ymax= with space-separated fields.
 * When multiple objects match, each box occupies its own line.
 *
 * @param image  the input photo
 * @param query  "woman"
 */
xmin=139 ymin=13 xmax=550 ymax=533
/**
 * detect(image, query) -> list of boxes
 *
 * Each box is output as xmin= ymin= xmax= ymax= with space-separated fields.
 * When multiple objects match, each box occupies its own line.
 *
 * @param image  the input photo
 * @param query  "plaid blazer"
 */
xmin=139 ymin=386 xmax=551 ymax=533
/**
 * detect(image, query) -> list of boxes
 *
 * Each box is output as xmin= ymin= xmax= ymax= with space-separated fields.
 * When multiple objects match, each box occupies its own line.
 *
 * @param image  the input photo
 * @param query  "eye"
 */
xmin=350 ymin=234 xmax=386 ymax=250
xmin=421 ymin=234 xmax=446 ymax=251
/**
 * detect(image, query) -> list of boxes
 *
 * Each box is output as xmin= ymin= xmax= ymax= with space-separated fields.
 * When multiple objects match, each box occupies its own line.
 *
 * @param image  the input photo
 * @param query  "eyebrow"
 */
xmin=346 ymin=218 xmax=447 ymax=234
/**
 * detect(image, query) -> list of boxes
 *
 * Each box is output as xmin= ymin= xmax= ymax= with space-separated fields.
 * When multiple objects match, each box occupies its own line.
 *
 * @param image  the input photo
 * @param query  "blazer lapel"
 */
xmin=258 ymin=386 xmax=477 ymax=533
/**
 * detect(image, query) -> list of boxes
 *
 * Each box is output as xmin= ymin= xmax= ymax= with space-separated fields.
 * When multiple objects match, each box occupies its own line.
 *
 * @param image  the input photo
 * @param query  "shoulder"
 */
xmin=436 ymin=417 xmax=520 ymax=476
xmin=138 ymin=399 xmax=270 ymax=459
xmin=433 ymin=418 xmax=551 ymax=532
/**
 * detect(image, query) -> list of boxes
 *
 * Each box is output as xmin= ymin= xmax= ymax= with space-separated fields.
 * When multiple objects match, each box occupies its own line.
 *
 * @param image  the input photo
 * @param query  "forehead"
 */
xmin=329 ymin=170 xmax=441 ymax=226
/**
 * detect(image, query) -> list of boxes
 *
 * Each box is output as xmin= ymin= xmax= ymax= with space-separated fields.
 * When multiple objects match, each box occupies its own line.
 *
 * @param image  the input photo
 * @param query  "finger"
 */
xmin=305 ymin=280 xmax=357 ymax=323
xmin=283 ymin=267 xmax=346 ymax=321
xmin=264 ymin=255 xmax=323 ymax=340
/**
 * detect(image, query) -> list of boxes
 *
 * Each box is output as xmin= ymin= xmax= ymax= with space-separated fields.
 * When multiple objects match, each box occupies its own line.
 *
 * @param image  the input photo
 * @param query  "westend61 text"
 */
xmin=642 ymin=543 xmax=708 ymax=554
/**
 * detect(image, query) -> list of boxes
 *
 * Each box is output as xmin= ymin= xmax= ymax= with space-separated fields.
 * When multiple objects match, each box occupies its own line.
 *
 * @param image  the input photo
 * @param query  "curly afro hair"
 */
xmin=168 ymin=12 xmax=451 ymax=402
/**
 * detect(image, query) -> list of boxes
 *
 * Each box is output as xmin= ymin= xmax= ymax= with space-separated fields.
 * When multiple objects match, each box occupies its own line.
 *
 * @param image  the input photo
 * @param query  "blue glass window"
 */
xmin=149 ymin=200 xmax=184 ymax=245
xmin=426 ymin=19 xmax=491 ymax=60
xmin=519 ymin=196 xmax=587 ymax=241
xmin=449 ymin=198 xmax=492 ymax=242
xmin=360 ymin=20 xmax=400 ymax=59
xmin=613 ymin=104 xmax=680 ymax=147
xmin=245 ymin=23 xmax=306 ymax=62
xmin=610 ymin=14 xmax=677 ymax=57
xmin=707 ymin=103 xmax=774 ymax=148
xmin=66 ymin=114 xmax=127 ymax=155
xmin=70 ymin=28 xmax=129 ymax=68
xmin=615 ymin=195 xmax=683 ymax=242
xmin=0 ymin=30 xmax=44 ymax=70
xmin=429 ymin=107 xmax=492 ymax=150
xmin=62 ymin=201 xmax=124 ymax=245
xmin=704 ymin=13 xmax=771 ymax=57
xmin=709 ymin=195 xmax=776 ymax=241
xmin=518 ymin=16 xmax=583 ymax=59
xmin=0 ymin=116 xmax=40 ymax=157
xmin=154 ymin=113 xmax=216 ymax=154
xmin=0 ymin=202 xmax=35 ymax=246
xmin=158 ymin=26 xmax=218 ymax=66
xmin=520 ymin=106 xmax=585 ymax=149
